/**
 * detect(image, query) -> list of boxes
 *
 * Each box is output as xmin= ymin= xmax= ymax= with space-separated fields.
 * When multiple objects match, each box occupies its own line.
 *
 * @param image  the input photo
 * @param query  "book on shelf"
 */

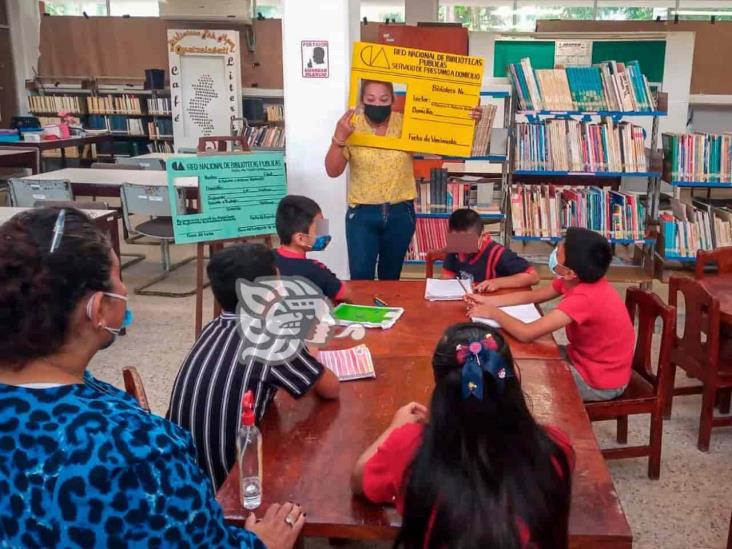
xmin=406 ymin=217 xmax=448 ymax=262
xmin=514 ymin=117 xmax=648 ymax=173
xmin=265 ymin=104 xmax=284 ymax=122
xmin=28 ymin=95 xmax=83 ymax=114
xmin=417 ymin=172 xmax=498 ymax=216
xmin=148 ymin=141 xmax=174 ymax=153
xmin=510 ymin=184 xmax=646 ymax=241
xmin=241 ymin=125 xmax=285 ymax=148
xmin=147 ymin=119 xmax=173 ymax=138
xmin=660 ymin=198 xmax=732 ymax=259
xmin=146 ymin=97 xmax=171 ymax=115
xmin=471 ymin=104 xmax=497 ymax=156
xmin=86 ymin=94 xmax=142 ymax=115
xmin=662 ymin=132 xmax=732 ymax=183
xmin=509 ymin=58 xmax=657 ymax=112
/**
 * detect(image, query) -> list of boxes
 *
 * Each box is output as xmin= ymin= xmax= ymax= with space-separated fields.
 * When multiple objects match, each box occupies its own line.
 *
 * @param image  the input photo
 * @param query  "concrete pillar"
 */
xmin=281 ymin=0 xmax=359 ymax=278
xmin=405 ymin=0 xmax=438 ymax=24
xmin=6 ymin=0 xmax=41 ymax=116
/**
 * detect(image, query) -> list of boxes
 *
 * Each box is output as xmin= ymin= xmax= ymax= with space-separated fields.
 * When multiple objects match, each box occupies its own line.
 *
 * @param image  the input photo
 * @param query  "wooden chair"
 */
xmin=585 ymin=287 xmax=675 ymax=479
xmin=695 ymin=247 xmax=732 ymax=279
xmin=425 ymin=249 xmax=446 ymax=279
xmin=666 ymin=276 xmax=732 ymax=452
xmin=122 ymin=367 xmax=151 ymax=412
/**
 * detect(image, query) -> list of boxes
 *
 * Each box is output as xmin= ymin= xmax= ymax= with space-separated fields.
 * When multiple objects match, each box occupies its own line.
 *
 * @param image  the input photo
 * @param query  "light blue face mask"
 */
xmin=310 ymin=234 xmax=332 ymax=251
xmin=548 ymin=247 xmax=561 ymax=277
xmin=86 ymin=292 xmax=134 ymax=348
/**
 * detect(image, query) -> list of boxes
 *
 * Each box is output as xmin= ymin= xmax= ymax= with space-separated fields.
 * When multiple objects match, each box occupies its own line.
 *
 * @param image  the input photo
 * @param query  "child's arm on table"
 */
xmin=466 ymin=282 xmax=561 ymax=308
xmin=306 ymin=347 xmax=340 ymax=399
xmin=471 ymin=307 xmax=571 ymax=343
xmin=475 ymin=269 xmax=540 ymax=293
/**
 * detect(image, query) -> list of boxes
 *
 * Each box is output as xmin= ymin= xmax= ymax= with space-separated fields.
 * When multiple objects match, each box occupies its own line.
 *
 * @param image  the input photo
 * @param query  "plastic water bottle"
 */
xmin=237 ymin=391 xmax=262 ymax=510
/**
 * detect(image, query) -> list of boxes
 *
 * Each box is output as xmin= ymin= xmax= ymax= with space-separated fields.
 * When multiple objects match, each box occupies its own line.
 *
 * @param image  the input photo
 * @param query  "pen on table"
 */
xmin=457 ymin=278 xmax=470 ymax=295
xmin=374 ymin=296 xmax=389 ymax=307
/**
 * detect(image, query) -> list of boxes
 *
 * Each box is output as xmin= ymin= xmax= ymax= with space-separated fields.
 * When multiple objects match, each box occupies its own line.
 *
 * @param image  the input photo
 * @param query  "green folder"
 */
xmin=332 ymin=303 xmax=404 ymax=329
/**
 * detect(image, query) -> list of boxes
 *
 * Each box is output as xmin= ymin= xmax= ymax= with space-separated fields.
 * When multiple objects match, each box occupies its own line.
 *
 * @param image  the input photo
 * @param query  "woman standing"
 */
xmin=326 ymin=80 xmax=482 ymax=280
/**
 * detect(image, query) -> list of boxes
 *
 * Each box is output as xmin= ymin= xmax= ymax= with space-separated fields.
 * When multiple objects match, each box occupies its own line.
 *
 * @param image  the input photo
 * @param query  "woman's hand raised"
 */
xmin=333 ymin=109 xmax=356 ymax=144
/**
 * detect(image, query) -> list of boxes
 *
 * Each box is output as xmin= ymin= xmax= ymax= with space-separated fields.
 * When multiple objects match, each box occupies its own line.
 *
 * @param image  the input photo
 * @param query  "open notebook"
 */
xmin=425 ymin=278 xmax=473 ymax=301
xmin=471 ymin=304 xmax=542 ymax=328
xmin=318 ymin=344 xmax=375 ymax=382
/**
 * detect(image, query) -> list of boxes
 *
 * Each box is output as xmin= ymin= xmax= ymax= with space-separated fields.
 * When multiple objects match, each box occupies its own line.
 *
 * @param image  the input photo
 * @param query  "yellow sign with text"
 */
xmin=348 ymin=42 xmax=485 ymax=157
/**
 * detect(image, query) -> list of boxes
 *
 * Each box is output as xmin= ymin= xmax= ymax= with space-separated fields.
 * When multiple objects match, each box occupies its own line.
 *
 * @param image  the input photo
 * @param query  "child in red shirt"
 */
xmin=351 ymin=323 xmax=574 ymax=548
xmin=467 ymin=227 xmax=635 ymax=401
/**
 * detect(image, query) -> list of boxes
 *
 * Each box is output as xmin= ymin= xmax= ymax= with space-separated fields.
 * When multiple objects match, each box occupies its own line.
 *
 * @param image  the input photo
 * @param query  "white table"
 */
xmin=21 ymin=168 xmax=198 ymax=199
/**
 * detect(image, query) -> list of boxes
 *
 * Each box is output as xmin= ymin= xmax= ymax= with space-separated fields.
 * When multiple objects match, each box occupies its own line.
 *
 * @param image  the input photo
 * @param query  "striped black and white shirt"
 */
xmin=166 ymin=311 xmax=324 ymax=489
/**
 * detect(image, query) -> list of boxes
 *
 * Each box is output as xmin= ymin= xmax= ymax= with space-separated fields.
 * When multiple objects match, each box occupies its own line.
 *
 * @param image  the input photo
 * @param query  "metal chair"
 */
xmin=116 ymin=157 xmax=166 ymax=171
xmin=90 ymin=162 xmax=145 ymax=170
xmin=8 ymin=178 xmax=72 ymax=207
xmin=120 ymin=182 xmax=200 ymax=297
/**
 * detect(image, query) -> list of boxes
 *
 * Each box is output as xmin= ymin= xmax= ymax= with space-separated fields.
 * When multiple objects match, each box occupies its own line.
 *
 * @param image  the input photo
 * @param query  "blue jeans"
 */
xmin=345 ymin=201 xmax=416 ymax=280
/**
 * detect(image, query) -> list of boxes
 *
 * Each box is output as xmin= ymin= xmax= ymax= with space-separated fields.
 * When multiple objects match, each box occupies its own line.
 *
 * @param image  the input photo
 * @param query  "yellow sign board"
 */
xmin=348 ymin=42 xmax=485 ymax=157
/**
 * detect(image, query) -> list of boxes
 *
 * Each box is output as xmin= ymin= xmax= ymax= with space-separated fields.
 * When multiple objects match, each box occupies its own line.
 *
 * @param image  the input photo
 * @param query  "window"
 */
xmin=361 ymin=2 xmax=405 ymax=23
xmin=596 ymin=1 xmax=675 ymax=21
xmin=439 ymin=2 xmax=514 ymax=31
xmin=44 ymin=0 xmax=108 ymax=15
xmin=255 ymin=0 xmax=282 ymax=19
xmin=109 ymin=0 xmax=159 ymax=16
xmin=674 ymin=0 xmax=732 ymax=21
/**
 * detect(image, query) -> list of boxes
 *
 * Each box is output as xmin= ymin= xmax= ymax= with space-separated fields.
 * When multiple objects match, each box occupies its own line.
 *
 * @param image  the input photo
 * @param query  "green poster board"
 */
xmin=166 ymin=152 xmax=286 ymax=244
xmin=493 ymin=41 xmax=556 ymax=77
xmin=591 ymin=40 xmax=666 ymax=83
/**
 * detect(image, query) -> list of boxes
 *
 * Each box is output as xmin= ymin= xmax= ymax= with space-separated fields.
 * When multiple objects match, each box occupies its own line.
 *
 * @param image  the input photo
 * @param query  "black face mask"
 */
xmin=364 ymin=104 xmax=391 ymax=124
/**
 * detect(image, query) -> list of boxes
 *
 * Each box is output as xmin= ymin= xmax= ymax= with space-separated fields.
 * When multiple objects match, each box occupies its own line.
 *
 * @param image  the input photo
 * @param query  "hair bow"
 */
xmin=456 ymin=335 xmax=512 ymax=400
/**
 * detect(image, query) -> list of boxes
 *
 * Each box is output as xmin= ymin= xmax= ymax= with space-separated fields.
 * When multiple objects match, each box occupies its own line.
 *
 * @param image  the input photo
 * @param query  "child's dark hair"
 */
xmin=0 ymin=208 xmax=113 ymax=368
xmin=397 ymin=322 xmax=572 ymax=549
xmin=276 ymin=195 xmax=322 ymax=245
xmin=207 ymin=243 xmax=277 ymax=312
xmin=564 ymin=227 xmax=612 ymax=283
xmin=448 ymin=208 xmax=483 ymax=236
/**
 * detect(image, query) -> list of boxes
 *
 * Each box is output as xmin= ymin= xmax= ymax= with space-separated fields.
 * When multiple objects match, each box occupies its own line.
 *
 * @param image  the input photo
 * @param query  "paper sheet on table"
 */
xmin=472 ymin=304 xmax=542 ymax=328
xmin=425 ymin=278 xmax=473 ymax=301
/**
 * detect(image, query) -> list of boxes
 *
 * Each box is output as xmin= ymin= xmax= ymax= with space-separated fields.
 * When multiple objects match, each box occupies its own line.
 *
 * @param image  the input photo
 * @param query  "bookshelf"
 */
xmin=504 ymin=60 xmax=669 ymax=283
xmin=406 ymin=91 xmax=510 ymax=265
xmin=241 ymin=89 xmax=286 ymax=152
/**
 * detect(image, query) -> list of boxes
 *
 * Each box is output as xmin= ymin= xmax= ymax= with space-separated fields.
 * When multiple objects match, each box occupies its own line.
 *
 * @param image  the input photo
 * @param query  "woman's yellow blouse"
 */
xmin=343 ymin=112 xmax=416 ymax=206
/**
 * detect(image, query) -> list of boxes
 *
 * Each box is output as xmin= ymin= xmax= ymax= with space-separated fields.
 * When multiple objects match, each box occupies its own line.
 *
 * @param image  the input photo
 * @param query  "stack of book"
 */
xmin=88 ymin=115 xmax=145 ymax=135
xmin=125 ymin=118 xmax=145 ymax=136
xmin=510 ymin=184 xmax=646 ymax=241
xmin=471 ymin=104 xmax=497 ymax=156
xmin=242 ymin=126 xmax=285 ymax=148
xmin=660 ymin=198 xmax=732 ymax=259
xmin=406 ymin=217 xmax=448 ymax=262
xmin=662 ymin=132 xmax=732 ymax=183
xmin=87 ymin=95 xmax=143 ymax=114
xmin=147 ymin=119 xmax=173 ymax=138
xmin=416 ymin=172 xmax=498 ymax=216
xmin=509 ymin=58 xmax=656 ymax=112
xmin=265 ymin=104 xmax=284 ymax=122
xmin=514 ymin=117 xmax=648 ymax=173
xmin=146 ymin=97 xmax=171 ymax=115
xmin=28 ymin=95 xmax=84 ymax=113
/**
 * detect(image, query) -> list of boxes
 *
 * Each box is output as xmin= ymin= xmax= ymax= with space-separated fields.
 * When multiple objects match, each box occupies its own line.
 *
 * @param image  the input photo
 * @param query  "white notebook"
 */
xmin=472 ymin=304 xmax=542 ymax=328
xmin=425 ymin=278 xmax=473 ymax=301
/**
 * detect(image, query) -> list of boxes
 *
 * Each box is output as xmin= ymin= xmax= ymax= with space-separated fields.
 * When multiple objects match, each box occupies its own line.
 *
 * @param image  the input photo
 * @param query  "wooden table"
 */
xmin=0 ymin=134 xmax=114 ymax=168
xmin=0 ymin=147 xmax=40 ymax=174
xmin=324 ymin=281 xmax=561 ymax=361
xmin=699 ymin=276 xmax=732 ymax=325
xmin=216 ymin=281 xmax=632 ymax=548
xmin=217 ymin=357 xmax=632 ymax=548
xmin=0 ymin=206 xmax=121 ymax=259
xmin=21 ymin=168 xmax=197 ymax=199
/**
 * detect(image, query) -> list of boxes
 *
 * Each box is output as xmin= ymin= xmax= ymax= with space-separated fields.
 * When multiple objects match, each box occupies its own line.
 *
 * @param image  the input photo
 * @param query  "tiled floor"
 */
xmin=91 ymin=236 xmax=731 ymax=549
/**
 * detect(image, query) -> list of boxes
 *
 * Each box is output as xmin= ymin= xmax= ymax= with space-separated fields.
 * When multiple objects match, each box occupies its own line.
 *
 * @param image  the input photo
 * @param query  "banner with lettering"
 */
xmin=348 ymin=42 xmax=485 ymax=157
xmin=167 ymin=29 xmax=242 ymax=151
xmin=166 ymin=152 xmax=286 ymax=244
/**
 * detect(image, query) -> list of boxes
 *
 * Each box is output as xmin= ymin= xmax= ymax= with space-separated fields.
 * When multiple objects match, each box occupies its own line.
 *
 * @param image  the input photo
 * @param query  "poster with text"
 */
xmin=348 ymin=42 xmax=485 ymax=157
xmin=167 ymin=152 xmax=286 ymax=244
xmin=168 ymin=29 xmax=242 ymax=151
xmin=301 ymin=40 xmax=329 ymax=78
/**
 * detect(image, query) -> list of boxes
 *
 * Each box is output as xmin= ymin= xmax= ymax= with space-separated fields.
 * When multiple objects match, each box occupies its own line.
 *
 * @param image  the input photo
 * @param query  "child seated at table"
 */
xmin=167 ymin=243 xmax=339 ymax=489
xmin=275 ymin=195 xmax=349 ymax=302
xmin=351 ymin=323 xmax=574 ymax=547
xmin=441 ymin=208 xmax=539 ymax=292
xmin=467 ymin=227 xmax=635 ymax=402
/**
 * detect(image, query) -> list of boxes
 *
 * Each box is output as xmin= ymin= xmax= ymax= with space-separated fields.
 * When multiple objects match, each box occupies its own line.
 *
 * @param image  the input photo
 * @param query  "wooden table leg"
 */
xmin=61 ymin=146 xmax=67 ymax=168
xmin=195 ymin=242 xmax=205 ymax=338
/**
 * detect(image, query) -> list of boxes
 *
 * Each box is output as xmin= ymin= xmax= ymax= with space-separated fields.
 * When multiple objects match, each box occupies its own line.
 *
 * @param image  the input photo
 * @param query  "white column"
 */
xmin=282 ymin=0 xmax=359 ymax=279
xmin=6 ymin=0 xmax=41 ymax=116
xmin=405 ymin=0 xmax=438 ymax=24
